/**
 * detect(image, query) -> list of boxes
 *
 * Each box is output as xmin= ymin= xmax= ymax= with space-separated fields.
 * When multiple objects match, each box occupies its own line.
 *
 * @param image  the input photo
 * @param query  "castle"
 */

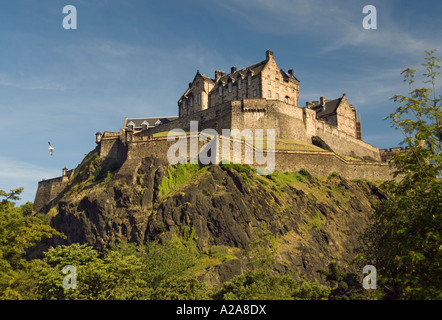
xmin=33 ymin=50 xmax=397 ymax=213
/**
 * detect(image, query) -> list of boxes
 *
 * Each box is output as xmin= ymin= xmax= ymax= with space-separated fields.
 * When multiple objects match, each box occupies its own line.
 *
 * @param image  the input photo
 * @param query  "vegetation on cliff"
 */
xmin=0 ymin=50 xmax=440 ymax=300
xmin=360 ymin=49 xmax=442 ymax=300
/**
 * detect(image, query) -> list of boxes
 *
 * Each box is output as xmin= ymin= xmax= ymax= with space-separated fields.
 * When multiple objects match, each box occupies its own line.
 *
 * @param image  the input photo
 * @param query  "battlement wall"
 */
xmin=33 ymin=169 xmax=74 ymax=213
xmin=124 ymin=135 xmax=393 ymax=181
xmin=379 ymin=146 xmax=409 ymax=162
xmin=315 ymin=120 xmax=381 ymax=161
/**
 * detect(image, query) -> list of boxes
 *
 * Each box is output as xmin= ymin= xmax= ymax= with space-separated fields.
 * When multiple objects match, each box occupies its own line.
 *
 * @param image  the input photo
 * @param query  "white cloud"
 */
xmin=0 ymin=156 xmax=60 ymax=205
xmin=213 ymin=0 xmax=441 ymax=56
xmin=0 ymin=73 xmax=66 ymax=91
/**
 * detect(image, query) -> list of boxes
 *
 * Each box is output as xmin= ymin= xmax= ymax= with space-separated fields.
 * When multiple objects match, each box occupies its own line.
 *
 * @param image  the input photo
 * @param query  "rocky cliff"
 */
xmin=37 ymin=149 xmax=387 ymax=285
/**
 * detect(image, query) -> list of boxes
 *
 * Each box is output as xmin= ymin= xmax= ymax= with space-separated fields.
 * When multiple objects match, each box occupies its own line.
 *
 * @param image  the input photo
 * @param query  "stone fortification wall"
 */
xmin=122 ymin=135 xmax=393 ymax=181
xmin=315 ymin=120 xmax=381 ymax=161
xmin=379 ymin=146 xmax=409 ymax=162
xmin=136 ymin=98 xmax=380 ymax=161
xmin=33 ymin=170 xmax=74 ymax=213
xmin=35 ymin=133 xmax=393 ymax=212
xmin=231 ymin=99 xmax=309 ymax=142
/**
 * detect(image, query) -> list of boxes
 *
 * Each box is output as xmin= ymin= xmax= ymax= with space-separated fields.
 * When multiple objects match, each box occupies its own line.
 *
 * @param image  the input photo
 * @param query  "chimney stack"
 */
xmin=266 ymin=49 xmax=274 ymax=61
xmin=288 ymin=69 xmax=294 ymax=77
xmin=231 ymin=66 xmax=237 ymax=74
xmin=320 ymin=96 xmax=325 ymax=106
xmin=215 ymin=70 xmax=225 ymax=82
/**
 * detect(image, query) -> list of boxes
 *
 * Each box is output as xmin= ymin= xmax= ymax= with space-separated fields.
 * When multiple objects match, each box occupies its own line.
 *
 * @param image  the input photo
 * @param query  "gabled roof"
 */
xmin=216 ymin=60 xmax=267 ymax=85
xmin=193 ymin=70 xmax=214 ymax=84
xmin=316 ymin=98 xmax=342 ymax=118
xmin=123 ymin=117 xmax=178 ymax=130
xmin=179 ymin=71 xmax=215 ymax=102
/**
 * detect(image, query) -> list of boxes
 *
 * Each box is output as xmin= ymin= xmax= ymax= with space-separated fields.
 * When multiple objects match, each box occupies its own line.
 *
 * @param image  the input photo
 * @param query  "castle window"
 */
xmin=190 ymin=97 xmax=194 ymax=107
xmin=219 ymin=86 xmax=223 ymax=96
xmin=238 ymin=78 xmax=242 ymax=89
xmin=197 ymin=93 xmax=201 ymax=105
xmin=276 ymin=93 xmax=279 ymax=100
xmin=268 ymin=90 xmax=271 ymax=98
xmin=253 ymin=89 xmax=257 ymax=97
xmin=248 ymin=75 xmax=252 ymax=86
xmin=127 ymin=121 xmax=136 ymax=130
xmin=183 ymin=101 xmax=187 ymax=109
xmin=267 ymin=76 xmax=271 ymax=85
xmin=141 ymin=120 xmax=149 ymax=130
xmin=243 ymin=93 xmax=247 ymax=99
xmin=228 ymin=82 xmax=232 ymax=93
xmin=275 ymin=79 xmax=279 ymax=88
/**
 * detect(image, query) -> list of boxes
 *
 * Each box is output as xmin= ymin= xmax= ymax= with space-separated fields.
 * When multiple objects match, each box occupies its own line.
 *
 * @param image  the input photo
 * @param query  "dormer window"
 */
xmin=228 ymin=82 xmax=232 ymax=93
xmin=141 ymin=120 xmax=149 ymax=130
xmin=219 ymin=85 xmax=223 ymax=96
xmin=183 ymin=101 xmax=187 ymax=109
xmin=248 ymin=75 xmax=252 ymax=86
xmin=238 ymin=78 xmax=242 ymax=89
xmin=190 ymin=97 xmax=194 ymax=107
xmin=155 ymin=120 xmax=161 ymax=127
xmin=127 ymin=121 xmax=136 ymax=130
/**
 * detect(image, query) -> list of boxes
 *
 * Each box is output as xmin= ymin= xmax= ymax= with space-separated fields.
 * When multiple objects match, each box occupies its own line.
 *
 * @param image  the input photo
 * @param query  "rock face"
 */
xmin=41 ymin=151 xmax=387 ymax=284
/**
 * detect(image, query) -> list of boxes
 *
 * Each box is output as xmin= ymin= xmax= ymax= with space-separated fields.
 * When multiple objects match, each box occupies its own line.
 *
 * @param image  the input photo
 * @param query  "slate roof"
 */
xmin=312 ymin=97 xmax=343 ymax=118
xmin=217 ymin=60 xmax=267 ymax=84
xmin=123 ymin=117 xmax=178 ymax=130
xmin=215 ymin=60 xmax=299 ymax=84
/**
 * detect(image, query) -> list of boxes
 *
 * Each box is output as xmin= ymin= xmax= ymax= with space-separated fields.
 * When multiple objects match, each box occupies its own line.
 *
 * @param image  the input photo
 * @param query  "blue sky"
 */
xmin=1 ymin=0 xmax=441 ymax=204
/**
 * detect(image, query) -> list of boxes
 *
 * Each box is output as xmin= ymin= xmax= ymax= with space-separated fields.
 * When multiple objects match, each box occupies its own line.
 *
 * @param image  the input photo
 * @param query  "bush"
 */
xmin=219 ymin=162 xmax=256 ymax=175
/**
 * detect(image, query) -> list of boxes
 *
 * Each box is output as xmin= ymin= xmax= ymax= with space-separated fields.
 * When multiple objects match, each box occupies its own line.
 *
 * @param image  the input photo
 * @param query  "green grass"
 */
xmin=158 ymin=164 xmax=204 ymax=198
xmin=265 ymin=170 xmax=306 ymax=186
xmin=307 ymin=210 xmax=325 ymax=230
xmin=187 ymin=246 xmax=240 ymax=277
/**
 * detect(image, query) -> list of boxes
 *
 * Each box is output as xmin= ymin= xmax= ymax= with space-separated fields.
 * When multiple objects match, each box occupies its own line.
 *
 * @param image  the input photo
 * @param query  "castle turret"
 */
xmin=96 ymin=131 xmax=102 ymax=144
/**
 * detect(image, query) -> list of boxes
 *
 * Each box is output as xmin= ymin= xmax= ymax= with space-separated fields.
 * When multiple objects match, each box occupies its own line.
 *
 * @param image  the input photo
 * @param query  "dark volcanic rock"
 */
xmin=41 ymin=155 xmax=387 ymax=284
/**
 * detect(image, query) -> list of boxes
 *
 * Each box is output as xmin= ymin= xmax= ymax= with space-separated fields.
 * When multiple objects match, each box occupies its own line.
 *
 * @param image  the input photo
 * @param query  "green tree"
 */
xmin=37 ymin=242 xmax=152 ymax=300
xmin=152 ymin=275 xmax=210 ymax=300
xmin=317 ymin=262 xmax=367 ymax=300
xmin=215 ymin=270 xmax=329 ymax=300
xmin=0 ymin=188 xmax=62 ymax=299
xmin=144 ymin=233 xmax=197 ymax=288
xmin=366 ymin=50 xmax=442 ymax=299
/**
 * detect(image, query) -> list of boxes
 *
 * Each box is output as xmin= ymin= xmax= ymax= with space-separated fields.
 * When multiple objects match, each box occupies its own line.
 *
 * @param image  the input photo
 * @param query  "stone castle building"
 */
xmin=34 ymin=50 xmax=397 ymax=213
xmin=123 ymin=50 xmax=377 ymax=160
